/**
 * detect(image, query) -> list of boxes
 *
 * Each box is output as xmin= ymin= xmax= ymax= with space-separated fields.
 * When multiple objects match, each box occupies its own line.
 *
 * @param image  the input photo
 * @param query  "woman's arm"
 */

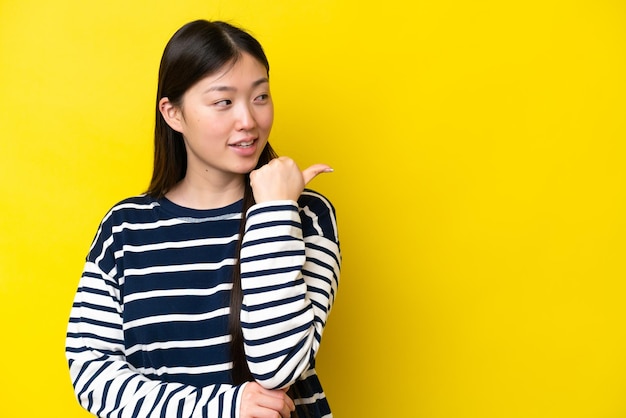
xmin=239 ymin=191 xmax=341 ymax=389
xmin=66 ymin=261 xmax=247 ymax=418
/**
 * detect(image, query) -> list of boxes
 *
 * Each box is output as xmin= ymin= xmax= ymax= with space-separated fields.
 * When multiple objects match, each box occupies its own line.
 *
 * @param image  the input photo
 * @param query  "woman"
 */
xmin=66 ymin=20 xmax=340 ymax=418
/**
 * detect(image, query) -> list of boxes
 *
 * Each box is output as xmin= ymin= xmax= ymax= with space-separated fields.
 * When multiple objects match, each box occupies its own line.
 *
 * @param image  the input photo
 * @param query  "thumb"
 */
xmin=302 ymin=164 xmax=334 ymax=186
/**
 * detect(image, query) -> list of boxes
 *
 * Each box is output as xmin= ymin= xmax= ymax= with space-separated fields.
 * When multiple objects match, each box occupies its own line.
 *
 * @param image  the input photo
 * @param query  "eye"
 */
xmin=214 ymin=99 xmax=232 ymax=107
xmin=254 ymin=93 xmax=270 ymax=103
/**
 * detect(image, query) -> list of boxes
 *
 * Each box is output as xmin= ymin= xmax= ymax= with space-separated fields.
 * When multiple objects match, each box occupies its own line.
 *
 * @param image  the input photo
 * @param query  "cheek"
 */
xmin=259 ymin=108 xmax=274 ymax=131
xmin=198 ymin=113 xmax=229 ymax=134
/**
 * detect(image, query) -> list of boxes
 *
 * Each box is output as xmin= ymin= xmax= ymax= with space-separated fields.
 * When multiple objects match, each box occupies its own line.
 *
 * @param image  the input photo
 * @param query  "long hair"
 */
xmin=147 ymin=20 xmax=272 ymax=198
xmin=146 ymin=20 xmax=276 ymax=383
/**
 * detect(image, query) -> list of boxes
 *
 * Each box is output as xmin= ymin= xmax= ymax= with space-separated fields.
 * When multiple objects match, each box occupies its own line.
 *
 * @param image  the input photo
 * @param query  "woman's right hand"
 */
xmin=240 ymin=382 xmax=295 ymax=418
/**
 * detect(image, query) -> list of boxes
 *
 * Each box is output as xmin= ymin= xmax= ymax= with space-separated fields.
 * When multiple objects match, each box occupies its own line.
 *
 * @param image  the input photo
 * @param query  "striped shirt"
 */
xmin=66 ymin=190 xmax=340 ymax=417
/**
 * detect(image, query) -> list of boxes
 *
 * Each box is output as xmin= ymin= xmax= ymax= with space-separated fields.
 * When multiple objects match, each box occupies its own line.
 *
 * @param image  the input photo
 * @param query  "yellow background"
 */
xmin=1 ymin=0 xmax=625 ymax=417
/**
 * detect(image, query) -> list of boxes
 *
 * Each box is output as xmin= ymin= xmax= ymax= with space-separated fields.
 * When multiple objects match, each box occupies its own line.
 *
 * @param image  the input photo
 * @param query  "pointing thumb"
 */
xmin=302 ymin=164 xmax=334 ymax=186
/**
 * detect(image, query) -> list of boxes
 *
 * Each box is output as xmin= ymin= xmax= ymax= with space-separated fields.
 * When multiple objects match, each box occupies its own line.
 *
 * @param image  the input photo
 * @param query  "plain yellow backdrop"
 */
xmin=1 ymin=0 xmax=625 ymax=417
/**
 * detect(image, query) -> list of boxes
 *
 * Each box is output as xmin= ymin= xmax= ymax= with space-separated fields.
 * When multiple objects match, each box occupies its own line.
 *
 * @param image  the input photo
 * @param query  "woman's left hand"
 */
xmin=250 ymin=156 xmax=332 ymax=203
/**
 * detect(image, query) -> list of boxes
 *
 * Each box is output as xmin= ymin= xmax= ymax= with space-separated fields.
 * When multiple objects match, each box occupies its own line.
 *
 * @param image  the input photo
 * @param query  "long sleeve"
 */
xmin=66 ymin=262 xmax=246 ymax=418
xmin=239 ymin=191 xmax=341 ymax=389
xmin=65 ymin=196 xmax=249 ymax=418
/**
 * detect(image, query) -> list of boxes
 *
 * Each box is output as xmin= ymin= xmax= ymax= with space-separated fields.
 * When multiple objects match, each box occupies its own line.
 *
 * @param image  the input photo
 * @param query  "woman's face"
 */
xmin=165 ymin=52 xmax=274 ymax=183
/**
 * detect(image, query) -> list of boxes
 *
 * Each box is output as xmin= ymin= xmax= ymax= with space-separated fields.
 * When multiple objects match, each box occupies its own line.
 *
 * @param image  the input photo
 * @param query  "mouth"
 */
xmin=229 ymin=138 xmax=257 ymax=148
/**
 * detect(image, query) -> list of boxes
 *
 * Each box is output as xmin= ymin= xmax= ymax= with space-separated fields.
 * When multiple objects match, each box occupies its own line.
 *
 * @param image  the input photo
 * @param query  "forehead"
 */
xmin=196 ymin=53 xmax=269 ymax=89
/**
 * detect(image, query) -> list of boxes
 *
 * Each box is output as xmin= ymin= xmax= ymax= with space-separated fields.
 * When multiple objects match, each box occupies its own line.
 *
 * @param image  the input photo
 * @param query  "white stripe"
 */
xmin=137 ymin=362 xmax=232 ymax=376
xmin=301 ymin=205 xmax=323 ymax=235
xmin=244 ymin=224 xmax=301 ymax=242
xmin=294 ymin=391 xmax=326 ymax=405
xmin=125 ymin=259 xmax=236 ymax=277
xmin=124 ymin=283 xmax=232 ymax=304
xmin=241 ymin=239 xmax=304 ymax=259
xmin=118 ymin=234 xmax=238 ymax=255
xmin=124 ymin=307 xmax=230 ymax=330
xmin=302 ymin=190 xmax=338 ymax=241
xmin=241 ymin=255 xmax=306 ymax=277
xmin=125 ymin=335 xmax=231 ymax=356
xmin=112 ymin=217 xmax=190 ymax=233
xmin=88 ymin=198 xmax=160 ymax=253
xmin=240 ymin=270 xmax=297 ymax=288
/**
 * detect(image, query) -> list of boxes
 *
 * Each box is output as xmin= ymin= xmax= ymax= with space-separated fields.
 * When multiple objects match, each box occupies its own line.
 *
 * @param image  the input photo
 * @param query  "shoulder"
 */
xmin=298 ymin=189 xmax=335 ymax=210
xmin=297 ymin=189 xmax=339 ymax=241
xmin=109 ymin=194 xmax=160 ymax=214
xmin=93 ymin=194 xmax=162 ymax=238
xmin=87 ymin=195 xmax=161 ymax=258
xmin=102 ymin=194 xmax=160 ymax=222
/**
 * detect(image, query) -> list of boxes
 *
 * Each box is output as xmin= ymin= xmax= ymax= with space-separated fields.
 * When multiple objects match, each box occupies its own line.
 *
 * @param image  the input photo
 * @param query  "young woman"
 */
xmin=66 ymin=20 xmax=340 ymax=418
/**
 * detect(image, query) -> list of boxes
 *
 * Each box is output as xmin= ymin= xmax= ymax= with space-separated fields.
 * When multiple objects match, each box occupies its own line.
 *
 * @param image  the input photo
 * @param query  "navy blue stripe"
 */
xmin=97 ymin=378 xmax=113 ymax=416
xmin=307 ymin=258 xmax=338 ymax=280
xmin=82 ymin=272 xmax=120 ymax=291
xmin=242 ymin=278 xmax=305 ymax=295
xmin=276 ymin=364 xmax=300 ymax=389
xmin=131 ymin=395 xmax=144 ymax=417
xmin=113 ymin=373 xmax=134 ymax=412
xmin=251 ymin=338 xmax=309 ymax=384
xmin=78 ymin=285 xmax=120 ymax=299
xmin=241 ymin=234 xmax=299 ymax=248
xmin=307 ymin=286 xmax=330 ymax=300
xmin=247 ymin=219 xmax=301 ymax=232
xmin=302 ymin=268 xmax=333 ymax=285
xmin=240 ymin=265 xmax=301 ymax=279
xmin=146 ymin=385 xmax=167 ymax=417
xmin=230 ymin=385 xmax=242 ymax=418
xmin=70 ymin=317 xmax=122 ymax=330
xmin=160 ymin=385 xmax=186 ymax=418
xmin=66 ymin=346 xmax=120 ymax=356
xmin=218 ymin=391 xmax=225 ymax=417
xmin=208 ymin=384 xmax=220 ymax=399
xmin=242 ymin=305 xmax=309 ymax=330
xmin=310 ymin=299 xmax=328 ymax=315
xmin=243 ymin=294 xmax=304 ymax=312
xmin=77 ymin=301 xmax=120 ymax=315
xmin=240 ymin=249 xmax=304 ymax=263
xmin=77 ymin=359 xmax=110 ymax=402
xmin=72 ymin=353 xmax=105 ymax=389
xmin=87 ymin=391 xmax=94 ymax=412
xmin=244 ymin=322 xmax=310 ymax=345
xmin=176 ymin=398 xmax=185 ymax=418
xmin=66 ymin=332 xmax=123 ymax=346
xmin=247 ymin=343 xmax=294 ymax=363
xmin=123 ymin=292 xmax=231 ymax=321
xmin=247 ymin=204 xmax=296 ymax=217
xmin=306 ymin=241 xmax=341 ymax=266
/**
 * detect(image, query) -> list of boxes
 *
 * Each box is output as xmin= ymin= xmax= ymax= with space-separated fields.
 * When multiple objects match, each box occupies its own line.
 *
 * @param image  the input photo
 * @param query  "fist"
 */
xmin=250 ymin=156 xmax=332 ymax=203
xmin=240 ymin=382 xmax=295 ymax=418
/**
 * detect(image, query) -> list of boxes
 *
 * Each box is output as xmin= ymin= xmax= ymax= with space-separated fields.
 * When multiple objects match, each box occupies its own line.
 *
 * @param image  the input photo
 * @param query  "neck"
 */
xmin=165 ymin=169 xmax=246 ymax=210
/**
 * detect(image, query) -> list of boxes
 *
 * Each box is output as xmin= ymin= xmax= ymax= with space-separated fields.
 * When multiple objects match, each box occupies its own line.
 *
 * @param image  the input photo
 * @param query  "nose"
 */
xmin=235 ymin=102 xmax=256 ymax=131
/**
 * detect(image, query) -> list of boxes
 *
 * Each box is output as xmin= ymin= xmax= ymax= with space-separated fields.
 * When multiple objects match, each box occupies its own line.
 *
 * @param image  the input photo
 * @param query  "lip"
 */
xmin=228 ymin=137 xmax=259 ymax=156
xmin=228 ymin=136 xmax=257 ymax=147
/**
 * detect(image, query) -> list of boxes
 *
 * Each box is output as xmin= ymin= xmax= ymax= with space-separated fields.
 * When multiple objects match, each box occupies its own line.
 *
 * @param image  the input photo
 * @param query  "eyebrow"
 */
xmin=203 ymin=77 xmax=269 ymax=93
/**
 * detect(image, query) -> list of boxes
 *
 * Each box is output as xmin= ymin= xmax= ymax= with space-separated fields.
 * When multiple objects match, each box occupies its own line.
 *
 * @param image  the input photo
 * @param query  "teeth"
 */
xmin=236 ymin=141 xmax=253 ymax=147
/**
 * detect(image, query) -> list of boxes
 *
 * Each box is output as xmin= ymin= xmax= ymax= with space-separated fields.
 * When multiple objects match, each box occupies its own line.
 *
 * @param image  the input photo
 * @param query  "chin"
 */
xmin=237 ymin=162 xmax=261 ymax=175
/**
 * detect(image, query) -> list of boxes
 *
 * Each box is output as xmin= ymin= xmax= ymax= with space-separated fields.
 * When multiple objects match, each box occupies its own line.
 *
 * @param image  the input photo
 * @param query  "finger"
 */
xmin=276 ymin=389 xmax=295 ymax=412
xmin=302 ymin=164 xmax=333 ymax=185
xmin=256 ymin=392 xmax=293 ymax=418
xmin=285 ymin=393 xmax=295 ymax=413
xmin=266 ymin=389 xmax=295 ymax=415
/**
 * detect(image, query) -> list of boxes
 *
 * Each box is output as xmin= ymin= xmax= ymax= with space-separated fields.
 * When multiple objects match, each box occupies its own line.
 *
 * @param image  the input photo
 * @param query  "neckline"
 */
xmin=157 ymin=196 xmax=244 ymax=218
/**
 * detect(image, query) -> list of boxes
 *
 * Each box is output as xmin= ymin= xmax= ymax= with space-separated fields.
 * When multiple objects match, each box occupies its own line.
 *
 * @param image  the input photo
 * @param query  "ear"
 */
xmin=159 ymin=97 xmax=184 ymax=133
